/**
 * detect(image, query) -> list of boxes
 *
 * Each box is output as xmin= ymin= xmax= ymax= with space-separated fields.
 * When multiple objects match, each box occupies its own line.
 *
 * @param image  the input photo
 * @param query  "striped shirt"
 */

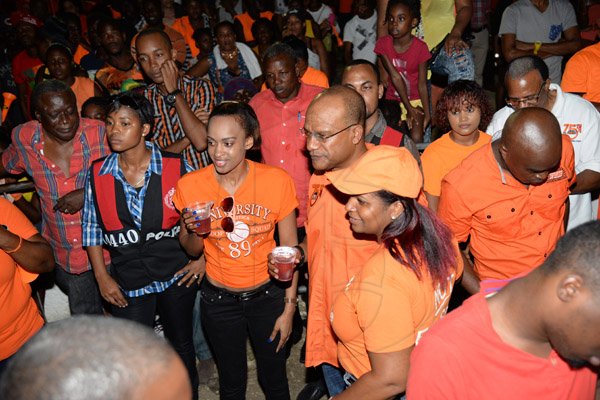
xmin=144 ymin=76 xmax=216 ymax=170
xmin=82 ymin=142 xmax=193 ymax=297
xmin=2 ymin=118 xmax=110 ymax=274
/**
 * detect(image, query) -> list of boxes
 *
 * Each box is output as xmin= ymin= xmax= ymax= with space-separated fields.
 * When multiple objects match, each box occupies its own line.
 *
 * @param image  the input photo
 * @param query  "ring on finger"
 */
xmin=193 ymin=274 xmax=199 ymax=279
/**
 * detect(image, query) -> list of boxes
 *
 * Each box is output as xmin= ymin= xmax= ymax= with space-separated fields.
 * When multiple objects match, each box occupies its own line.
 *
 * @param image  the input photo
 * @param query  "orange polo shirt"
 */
xmin=173 ymin=161 xmax=298 ymax=288
xmin=172 ymin=16 xmax=200 ymax=57
xmin=71 ymin=76 xmax=95 ymax=114
xmin=0 ymin=198 xmax=43 ymax=360
xmin=331 ymin=245 xmax=462 ymax=378
xmin=234 ymin=11 xmax=274 ymax=43
xmin=562 ymin=42 xmax=600 ymax=103
xmin=304 ymin=169 xmax=382 ymax=368
xmin=73 ymin=44 xmax=89 ymax=65
xmin=438 ymin=136 xmax=575 ymax=281
xmin=249 ymin=83 xmax=323 ymax=228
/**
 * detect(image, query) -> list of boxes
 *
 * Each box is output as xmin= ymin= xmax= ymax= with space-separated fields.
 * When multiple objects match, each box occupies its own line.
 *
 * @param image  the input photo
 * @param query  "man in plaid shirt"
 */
xmin=0 ymin=80 xmax=110 ymax=315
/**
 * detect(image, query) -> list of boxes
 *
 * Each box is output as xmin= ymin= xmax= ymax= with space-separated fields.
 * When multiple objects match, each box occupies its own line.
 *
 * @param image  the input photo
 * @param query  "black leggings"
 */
xmin=200 ymin=279 xmax=291 ymax=400
xmin=111 ymin=282 xmax=199 ymax=399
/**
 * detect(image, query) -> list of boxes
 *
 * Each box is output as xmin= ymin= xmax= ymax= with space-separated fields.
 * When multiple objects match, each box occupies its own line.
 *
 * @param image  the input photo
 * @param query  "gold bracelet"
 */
xmin=5 ymin=235 xmax=23 ymax=254
xmin=284 ymin=297 xmax=299 ymax=304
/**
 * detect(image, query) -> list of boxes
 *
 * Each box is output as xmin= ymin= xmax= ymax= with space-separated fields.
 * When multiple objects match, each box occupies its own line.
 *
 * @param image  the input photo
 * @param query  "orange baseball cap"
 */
xmin=325 ymin=146 xmax=422 ymax=198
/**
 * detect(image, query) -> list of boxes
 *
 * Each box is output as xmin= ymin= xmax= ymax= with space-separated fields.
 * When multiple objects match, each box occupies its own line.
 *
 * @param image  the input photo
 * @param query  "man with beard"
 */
xmin=438 ymin=108 xmax=575 ymax=294
xmin=407 ymin=220 xmax=600 ymax=399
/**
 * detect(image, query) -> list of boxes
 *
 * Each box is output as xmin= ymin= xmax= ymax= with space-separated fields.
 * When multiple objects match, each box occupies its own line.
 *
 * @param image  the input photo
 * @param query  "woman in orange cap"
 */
xmin=325 ymin=145 xmax=463 ymax=400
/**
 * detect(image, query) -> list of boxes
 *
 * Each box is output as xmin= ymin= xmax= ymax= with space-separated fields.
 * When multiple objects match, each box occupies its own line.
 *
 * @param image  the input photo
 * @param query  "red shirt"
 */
xmin=2 ymin=119 xmax=110 ymax=274
xmin=249 ymin=83 xmax=323 ymax=227
xmin=407 ymin=293 xmax=597 ymax=399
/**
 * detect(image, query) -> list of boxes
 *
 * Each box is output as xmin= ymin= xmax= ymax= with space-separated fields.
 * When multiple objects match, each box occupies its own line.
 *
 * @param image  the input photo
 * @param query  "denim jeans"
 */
xmin=430 ymin=47 xmax=475 ymax=83
xmin=322 ymin=363 xmax=346 ymax=396
xmin=193 ymin=290 xmax=213 ymax=360
xmin=200 ymin=279 xmax=290 ymax=400
xmin=111 ymin=282 xmax=199 ymax=400
xmin=54 ymin=267 xmax=103 ymax=315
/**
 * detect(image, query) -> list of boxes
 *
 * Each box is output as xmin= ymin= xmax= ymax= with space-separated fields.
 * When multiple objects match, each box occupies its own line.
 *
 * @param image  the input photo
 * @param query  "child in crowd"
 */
xmin=81 ymin=96 xmax=110 ymax=122
xmin=375 ymin=0 xmax=430 ymax=143
xmin=41 ymin=44 xmax=101 ymax=112
xmin=421 ymin=80 xmax=493 ymax=211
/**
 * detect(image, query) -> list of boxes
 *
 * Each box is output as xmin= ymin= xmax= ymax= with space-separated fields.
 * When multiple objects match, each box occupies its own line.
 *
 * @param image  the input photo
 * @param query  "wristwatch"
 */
xmin=164 ymin=89 xmax=182 ymax=106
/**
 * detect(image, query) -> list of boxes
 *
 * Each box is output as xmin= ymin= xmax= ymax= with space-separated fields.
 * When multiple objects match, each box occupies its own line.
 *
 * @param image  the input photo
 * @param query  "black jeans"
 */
xmin=54 ymin=266 xmax=103 ymax=315
xmin=200 ymin=279 xmax=291 ymax=400
xmin=111 ymin=282 xmax=199 ymax=399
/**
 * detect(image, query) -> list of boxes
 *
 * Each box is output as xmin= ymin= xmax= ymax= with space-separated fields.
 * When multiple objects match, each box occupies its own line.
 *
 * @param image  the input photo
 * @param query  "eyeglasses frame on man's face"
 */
xmin=505 ymin=82 xmax=546 ymax=109
xmin=301 ymin=123 xmax=359 ymax=143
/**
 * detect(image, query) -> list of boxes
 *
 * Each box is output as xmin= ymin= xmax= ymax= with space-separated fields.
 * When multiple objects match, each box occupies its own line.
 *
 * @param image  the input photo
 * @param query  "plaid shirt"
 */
xmin=144 ymin=76 xmax=216 ymax=170
xmin=2 ymin=118 xmax=110 ymax=274
xmin=82 ymin=142 xmax=192 ymax=296
xmin=471 ymin=0 xmax=491 ymax=29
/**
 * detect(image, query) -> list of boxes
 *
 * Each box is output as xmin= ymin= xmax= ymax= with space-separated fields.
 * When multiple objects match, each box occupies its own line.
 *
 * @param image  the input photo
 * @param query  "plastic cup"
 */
xmin=185 ymin=201 xmax=213 ymax=235
xmin=271 ymin=246 xmax=296 ymax=282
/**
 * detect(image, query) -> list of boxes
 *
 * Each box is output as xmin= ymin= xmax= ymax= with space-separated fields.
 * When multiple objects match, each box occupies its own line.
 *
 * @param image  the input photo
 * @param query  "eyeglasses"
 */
xmin=505 ymin=83 xmax=545 ymax=109
xmin=300 ymin=123 xmax=358 ymax=143
xmin=220 ymin=197 xmax=235 ymax=233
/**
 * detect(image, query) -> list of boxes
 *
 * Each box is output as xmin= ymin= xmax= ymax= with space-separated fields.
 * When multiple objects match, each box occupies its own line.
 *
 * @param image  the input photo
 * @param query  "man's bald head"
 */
xmin=310 ymin=85 xmax=366 ymax=127
xmin=305 ymin=85 xmax=367 ymax=171
xmin=0 ymin=316 xmax=192 ymax=400
xmin=500 ymin=107 xmax=563 ymax=186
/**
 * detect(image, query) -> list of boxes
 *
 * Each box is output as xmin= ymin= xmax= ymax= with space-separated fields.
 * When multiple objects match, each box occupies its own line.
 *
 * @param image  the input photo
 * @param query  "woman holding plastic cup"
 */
xmin=324 ymin=146 xmax=463 ymax=399
xmin=173 ymin=101 xmax=299 ymax=400
xmin=81 ymin=92 xmax=201 ymax=398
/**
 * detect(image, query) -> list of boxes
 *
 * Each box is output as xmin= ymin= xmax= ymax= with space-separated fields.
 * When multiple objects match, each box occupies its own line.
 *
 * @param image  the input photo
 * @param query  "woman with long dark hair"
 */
xmin=325 ymin=145 xmax=463 ymax=400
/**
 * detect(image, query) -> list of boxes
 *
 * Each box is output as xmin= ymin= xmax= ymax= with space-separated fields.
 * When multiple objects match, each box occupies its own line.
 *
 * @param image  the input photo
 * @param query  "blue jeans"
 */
xmin=54 ymin=266 xmax=103 ymax=315
xmin=430 ymin=47 xmax=475 ymax=83
xmin=322 ymin=363 xmax=346 ymax=396
xmin=193 ymin=290 xmax=213 ymax=360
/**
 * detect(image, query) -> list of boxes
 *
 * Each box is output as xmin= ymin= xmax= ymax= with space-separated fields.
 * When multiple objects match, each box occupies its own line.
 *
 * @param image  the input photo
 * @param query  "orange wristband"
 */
xmin=5 ymin=235 xmax=23 ymax=254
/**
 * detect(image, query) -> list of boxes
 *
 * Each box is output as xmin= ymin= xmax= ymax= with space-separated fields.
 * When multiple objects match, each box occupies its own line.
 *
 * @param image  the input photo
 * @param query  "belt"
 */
xmin=471 ymin=25 xmax=488 ymax=33
xmin=204 ymin=279 xmax=274 ymax=302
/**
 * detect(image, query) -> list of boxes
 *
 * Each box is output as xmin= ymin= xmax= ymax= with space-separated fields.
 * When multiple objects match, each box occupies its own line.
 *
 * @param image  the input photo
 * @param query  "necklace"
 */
xmin=132 ymin=174 xmax=145 ymax=187
xmin=220 ymin=48 xmax=238 ymax=61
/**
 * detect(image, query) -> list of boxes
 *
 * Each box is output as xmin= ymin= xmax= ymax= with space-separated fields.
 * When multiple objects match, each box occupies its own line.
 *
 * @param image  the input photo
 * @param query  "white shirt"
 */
xmin=343 ymin=12 xmax=378 ymax=64
xmin=307 ymin=4 xmax=340 ymax=32
xmin=487 ymin=83 xmax=600 ymax=229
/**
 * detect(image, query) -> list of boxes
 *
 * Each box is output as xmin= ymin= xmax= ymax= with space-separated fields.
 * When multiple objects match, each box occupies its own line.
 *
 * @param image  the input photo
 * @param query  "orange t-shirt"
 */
xmin=305 ymin=169 xmax=382 ymax=368
xmin=234 ymin=11 xmax=274 ymax=43
xmin=173 ymin=161 xmax=298 ymax=288
xmin=71 ymin=76 xmax=96 ymax=114
xmin=421 ymin=131 xmax=491 ymax=197
xmin=331 ymin=246 xmax=462 ymax=378
xmin=301 ymin=66 xmax=330 ymax=89
xmin=0 ymin=198 xmax=43 ymax=360
xmin=73 ymin=44 xmax=89 ymax=65
xmin=562 ymin=42 xmax=600 ymax=103
xmin=438 ymin=136 xmax=575 ymax=281
xmin=172 ymin=16 xmax=200 ymax=57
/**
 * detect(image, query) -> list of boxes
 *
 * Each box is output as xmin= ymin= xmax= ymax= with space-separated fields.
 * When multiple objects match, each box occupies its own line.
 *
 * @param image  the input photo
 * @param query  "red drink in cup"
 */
xmin=185 ymin=201 xmax=213 ymax=235
xmin=271 ymin=246 xmax=296 ymax=282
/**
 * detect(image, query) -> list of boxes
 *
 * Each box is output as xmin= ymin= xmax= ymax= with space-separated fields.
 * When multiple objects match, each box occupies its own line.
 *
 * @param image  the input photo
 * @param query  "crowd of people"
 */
xmin=0 ymin=0 xmax=599 ymax=399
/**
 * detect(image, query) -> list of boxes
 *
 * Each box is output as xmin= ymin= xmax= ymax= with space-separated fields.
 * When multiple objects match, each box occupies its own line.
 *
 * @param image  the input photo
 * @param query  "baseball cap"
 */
xmin=325 ymin=146 xmax=422 ymax=198
xmin=9 ymin=11 xmax=42 ymax=28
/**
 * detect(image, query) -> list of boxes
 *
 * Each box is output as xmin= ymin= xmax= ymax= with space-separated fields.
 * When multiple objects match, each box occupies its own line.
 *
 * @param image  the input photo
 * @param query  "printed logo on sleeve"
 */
xmin=563 ymin=123 xmax=582 ymax=140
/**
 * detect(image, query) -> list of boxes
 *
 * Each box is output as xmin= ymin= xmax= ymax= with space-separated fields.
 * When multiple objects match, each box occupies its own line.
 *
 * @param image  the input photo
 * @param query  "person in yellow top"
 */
xmin=421 ymin=80 xmax=493 ymax=211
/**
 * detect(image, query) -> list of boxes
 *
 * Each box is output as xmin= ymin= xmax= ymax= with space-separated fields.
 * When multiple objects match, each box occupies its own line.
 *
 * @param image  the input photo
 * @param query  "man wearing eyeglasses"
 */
xmin=487 ymin=56 xmax=600 ymax=231
xmin=291 ymin=86 xmax=382 ymax=397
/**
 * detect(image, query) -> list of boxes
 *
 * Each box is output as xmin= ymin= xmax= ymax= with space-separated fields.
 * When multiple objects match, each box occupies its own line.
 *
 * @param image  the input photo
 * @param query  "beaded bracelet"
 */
xmin=5 ymin=235 xmax=23 ymax=254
